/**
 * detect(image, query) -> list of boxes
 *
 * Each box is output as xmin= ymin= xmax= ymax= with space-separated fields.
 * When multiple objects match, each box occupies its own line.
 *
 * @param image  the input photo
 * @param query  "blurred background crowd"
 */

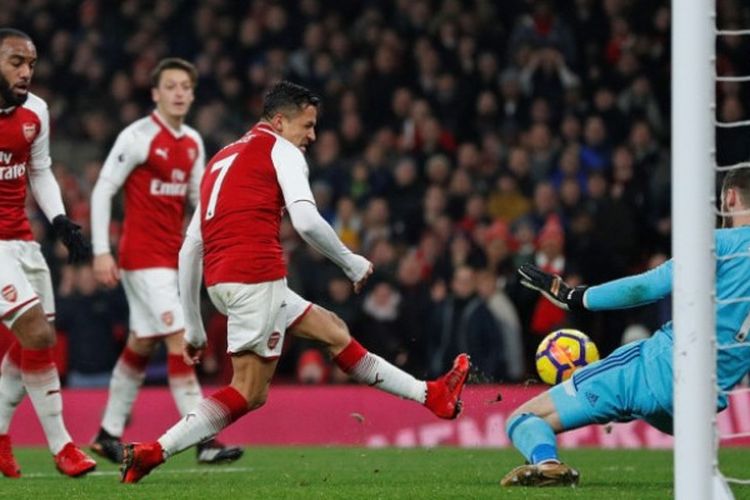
xmin=2 ymin=0 xmax=749 ymax=387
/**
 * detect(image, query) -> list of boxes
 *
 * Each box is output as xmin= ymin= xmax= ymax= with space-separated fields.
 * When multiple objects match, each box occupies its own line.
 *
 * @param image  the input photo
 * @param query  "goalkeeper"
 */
xmin=501 ymin=168 xmax=750 ymax=487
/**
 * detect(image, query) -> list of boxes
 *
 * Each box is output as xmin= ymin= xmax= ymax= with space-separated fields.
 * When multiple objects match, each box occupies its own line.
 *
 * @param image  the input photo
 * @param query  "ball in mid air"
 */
xmin=535 ymin=329 xmax=600 ymax=385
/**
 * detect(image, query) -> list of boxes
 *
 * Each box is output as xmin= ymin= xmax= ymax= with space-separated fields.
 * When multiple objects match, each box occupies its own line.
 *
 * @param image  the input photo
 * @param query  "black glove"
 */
xmin=52 ymin=215 xmax=92 ymax=264
xmin=517 ymin=263 xmax=587 ymax=311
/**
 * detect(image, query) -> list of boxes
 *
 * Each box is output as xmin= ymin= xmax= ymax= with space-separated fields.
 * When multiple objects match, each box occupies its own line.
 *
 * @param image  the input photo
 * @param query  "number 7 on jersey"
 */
xmin=204 ymin=153 xmax=238 ymax=220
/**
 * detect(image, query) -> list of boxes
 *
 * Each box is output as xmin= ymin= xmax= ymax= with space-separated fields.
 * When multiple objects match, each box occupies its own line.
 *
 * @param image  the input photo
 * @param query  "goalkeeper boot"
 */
xmin=91 ymin=428 xmax=124 ymax=463
xmin=54 ymin=443 xmax=97 ymax=477
xmin=500 ymin=462 xmax=580 ymax=487
xmin=425 ymin=353 xmax=470 ymax=419
xmin=121 ymin=442 xmax=164 ymax=484
xmin=197 ymin=439 xmax=244 ymax=464
xmin=0 ymin=434 xmax=20 ymax=478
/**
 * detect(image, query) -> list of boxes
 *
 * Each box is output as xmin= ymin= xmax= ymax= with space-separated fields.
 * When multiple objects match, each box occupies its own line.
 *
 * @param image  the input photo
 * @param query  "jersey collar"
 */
xmin=254 ymin=122 xmax=276 ymax=135
xmin=151 ymin=110 xmax=185 ymax=138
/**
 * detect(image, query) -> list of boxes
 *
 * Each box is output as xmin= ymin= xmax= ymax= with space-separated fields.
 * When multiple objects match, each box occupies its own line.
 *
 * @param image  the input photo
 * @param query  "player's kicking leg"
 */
xmin=4 ymin=306 xmax=96 ymax=477
xmin=287 ymin=301 xmax=470 ymax=419
xmin=500 ymin=390 xmax=579 ymax=487
xmin=121 ymin=351 xmax=274 ymax=483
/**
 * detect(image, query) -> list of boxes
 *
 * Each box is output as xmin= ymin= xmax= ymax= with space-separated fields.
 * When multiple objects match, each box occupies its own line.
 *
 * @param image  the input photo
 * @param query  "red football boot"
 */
xmin=120 ymin=442 xmax=165 ymax=484
xmin=0 ymin=434 xmax=20 ymax=478
xmin=54 ymin=442 xmax=97 ymax=477
xmin=425 ymin=353 xmax=471 ymax=419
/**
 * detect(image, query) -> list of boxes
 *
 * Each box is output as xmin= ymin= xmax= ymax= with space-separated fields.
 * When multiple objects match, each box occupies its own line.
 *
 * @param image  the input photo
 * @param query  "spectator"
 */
xmin=476 ymin=269 xmax=525 ymax=382
xmin=56 ymin=265 xmax=128 ymax=387
xmin=8 ymin=0 xmax=742 ymax=377
xmin=427 ymin=265 xmax=506 ymax=381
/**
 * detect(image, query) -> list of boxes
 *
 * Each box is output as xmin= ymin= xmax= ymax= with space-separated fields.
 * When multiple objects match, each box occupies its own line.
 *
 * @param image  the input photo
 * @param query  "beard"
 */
xmin=0 ymin=72 xmax=28 ymax=108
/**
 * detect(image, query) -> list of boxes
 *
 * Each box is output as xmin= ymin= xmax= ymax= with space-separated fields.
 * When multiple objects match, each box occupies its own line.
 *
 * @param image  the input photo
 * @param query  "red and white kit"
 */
xmin=91 ymin=111 xmax=204 ymax=337
xmin=180 ymin=123 xmax=368 ymax=356
xmin=0 ymin=92 xmax=66 ymax=326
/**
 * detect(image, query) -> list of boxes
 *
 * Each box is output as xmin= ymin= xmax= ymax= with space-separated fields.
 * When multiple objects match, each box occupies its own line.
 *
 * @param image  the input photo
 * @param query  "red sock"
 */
xmin=333 ymin=339 xmax=367 ymax=373
xmin=121 ymin=346 xmax=150 ymax=372
xmin=20 ymin=348 xmax=71 ymax=454
xmin=6 ymin=341 xmax=21 ymax=368
xmin=20 ymin=347 xmax=54 ymax=372
xmin=167 ymin=354 xmax=202 ymax=416
xmin=167 ymin=354 xmax=194 ymax=377
xmin=209 ymin=386 xmax=249 ymax=423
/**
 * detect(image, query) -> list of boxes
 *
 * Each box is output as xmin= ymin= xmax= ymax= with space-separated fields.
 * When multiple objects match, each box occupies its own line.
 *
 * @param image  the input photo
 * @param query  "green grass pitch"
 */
xmin=4 ymin=447 xmax=750 ymax=499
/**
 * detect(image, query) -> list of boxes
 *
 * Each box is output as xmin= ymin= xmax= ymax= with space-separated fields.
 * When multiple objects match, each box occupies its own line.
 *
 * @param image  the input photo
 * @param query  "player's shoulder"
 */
xmin=260 ymin=129 xmax=305 ymax=163
xmin=715 ymin=226 xmax=750 ymax=250
xmin=20 ymin=92 xmax=48 ymax=119
xmin=181 ymin=124 xmax=203 ymax=143
xmin=121 ymin=115 xmax=161 ymax=141
xmin=267 ymin=130 xmax=301 ymax=154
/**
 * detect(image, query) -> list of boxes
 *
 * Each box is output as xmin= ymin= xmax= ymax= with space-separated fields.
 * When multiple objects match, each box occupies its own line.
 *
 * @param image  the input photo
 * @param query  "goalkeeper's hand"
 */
xmin=517 ymin=264 xmax=587 ymax=311
xmin=52 ymin=215 xmax=92 ymax=264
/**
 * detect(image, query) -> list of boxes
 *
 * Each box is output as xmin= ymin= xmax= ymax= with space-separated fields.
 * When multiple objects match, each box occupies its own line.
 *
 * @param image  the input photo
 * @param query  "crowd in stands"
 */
xmin=4 ymin=0 xmax=750 ymax=385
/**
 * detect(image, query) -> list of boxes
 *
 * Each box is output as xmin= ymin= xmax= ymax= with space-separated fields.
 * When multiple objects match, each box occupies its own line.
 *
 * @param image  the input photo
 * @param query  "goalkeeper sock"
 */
xmin=101 ymin=346 xmax=149 ymax=437
xmin=506 ymin=413 xmax=559 ymax=464
xmin=167 ymin=354 xmax=203 ymax=416
xmin=0 ymin=342 xmax=24 ymax=434
xmin=158 ymin=386 xmax=248 ymax=458
xmin=334 ymin=339 xmax=427 ymax=403
xmin=21 ymin=348 xmax=71 ymax=454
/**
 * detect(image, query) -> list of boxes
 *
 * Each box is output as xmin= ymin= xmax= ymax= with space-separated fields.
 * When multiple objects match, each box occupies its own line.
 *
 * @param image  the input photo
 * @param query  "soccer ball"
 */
xmin=535 ymin=329 xmax=600 ymax=385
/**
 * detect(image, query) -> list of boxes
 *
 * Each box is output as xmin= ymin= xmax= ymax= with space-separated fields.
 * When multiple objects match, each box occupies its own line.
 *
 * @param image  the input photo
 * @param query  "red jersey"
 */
xmin=91 ymin=112 xmax=205 ymax=270
xmin=199 ymin=123 xmax=314 ymax=286
xmin=0 ymin=93 xmax=52 ymax=240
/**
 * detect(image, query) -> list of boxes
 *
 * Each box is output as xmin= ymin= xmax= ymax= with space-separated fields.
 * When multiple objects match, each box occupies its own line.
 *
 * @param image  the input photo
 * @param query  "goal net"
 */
xmin=673 ymin=2 xmax=750 ymax=499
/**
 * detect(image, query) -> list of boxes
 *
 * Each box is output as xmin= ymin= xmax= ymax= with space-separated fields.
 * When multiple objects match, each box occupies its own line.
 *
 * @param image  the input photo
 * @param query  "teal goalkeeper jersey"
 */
xmin=583 ymin=226 xmax=750 ymax=414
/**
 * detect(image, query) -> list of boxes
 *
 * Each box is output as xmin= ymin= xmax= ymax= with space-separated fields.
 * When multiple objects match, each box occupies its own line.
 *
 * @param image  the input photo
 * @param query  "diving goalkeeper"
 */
xmin=501 ymin=168 xmax=750 ymax=487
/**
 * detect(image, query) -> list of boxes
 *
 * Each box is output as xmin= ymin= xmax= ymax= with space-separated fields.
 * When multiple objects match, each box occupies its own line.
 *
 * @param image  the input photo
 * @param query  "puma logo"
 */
xmin=46 ymin=389 xmax=60 ymax=396
xmin=368 ymin=373 xmax=384 ymax=387
xmin=155 ymin=147 xmax=169 ymax=160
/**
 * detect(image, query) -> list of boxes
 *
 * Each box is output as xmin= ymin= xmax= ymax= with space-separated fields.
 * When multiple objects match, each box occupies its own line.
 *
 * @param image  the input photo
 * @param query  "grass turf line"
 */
xmin=3 ymin=447 xmax=750 ymax=499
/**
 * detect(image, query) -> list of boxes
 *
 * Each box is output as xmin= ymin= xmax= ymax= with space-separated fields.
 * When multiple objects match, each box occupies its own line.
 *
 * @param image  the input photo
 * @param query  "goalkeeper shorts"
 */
xmin=549 ymin=340 xmax=674 ymax=435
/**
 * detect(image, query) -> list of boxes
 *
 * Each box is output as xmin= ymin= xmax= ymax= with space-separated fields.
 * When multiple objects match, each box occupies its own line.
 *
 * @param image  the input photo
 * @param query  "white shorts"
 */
xmin=0 ymin=240 xmax=54 ymax=327
xmin=208 ymin=278 xmax=290 ymax=357
xmin=121 ymin=268 xmax=184 ymax=338
xmin=284 ymin=288 xmax=313 ymax=330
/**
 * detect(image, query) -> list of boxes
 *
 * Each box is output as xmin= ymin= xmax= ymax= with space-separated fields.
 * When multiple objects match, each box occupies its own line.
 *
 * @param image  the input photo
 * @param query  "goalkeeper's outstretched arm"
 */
xmin=518 ymin=260 xmax=673 ymax=312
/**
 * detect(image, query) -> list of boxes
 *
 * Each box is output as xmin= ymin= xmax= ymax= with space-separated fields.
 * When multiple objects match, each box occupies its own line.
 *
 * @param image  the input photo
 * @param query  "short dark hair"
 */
xmin=0 ymin=28 xmax=32 ymax=46
xmin=262 ymin=81 xmax=320 ymax=119
xmin=151 ymin=57 xmax=198 ymax=88
xmin=722 ymin=168 xmax=750 ymax=201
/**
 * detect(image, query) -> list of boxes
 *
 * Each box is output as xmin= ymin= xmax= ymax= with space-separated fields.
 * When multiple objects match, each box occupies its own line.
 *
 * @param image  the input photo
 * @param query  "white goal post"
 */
xmin=672 ymin=1 xmax=730 ymax=499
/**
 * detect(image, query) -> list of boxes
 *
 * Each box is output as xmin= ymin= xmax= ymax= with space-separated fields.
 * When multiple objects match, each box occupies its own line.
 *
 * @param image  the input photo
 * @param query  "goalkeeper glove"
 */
xmin=53 ymin=215 xmax=92 ymax=264
xmin=517 ymin=263 xmax=587 ymax=311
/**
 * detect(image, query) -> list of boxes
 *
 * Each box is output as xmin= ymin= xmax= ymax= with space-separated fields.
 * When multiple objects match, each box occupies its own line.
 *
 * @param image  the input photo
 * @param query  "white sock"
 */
xmin=0 ymin=347 xmax=25 ymax=434
xmin=100 ymin=347 xmax=148 ymax=437
xmin=334 ymin=340 xmax=427 ymax=403
xmin=21 ymin=348 xmax=71 ymax=454
xmin=158 ymin=386 xmax=247 ymax=458
xmin=167 ymin=354 xmax=203 ymax=416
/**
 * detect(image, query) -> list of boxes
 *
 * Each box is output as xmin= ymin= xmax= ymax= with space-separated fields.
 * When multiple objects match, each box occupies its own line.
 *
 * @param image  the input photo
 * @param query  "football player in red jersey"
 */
xmin=0 ymin=28 xmax=96 ymax=478
xmin=121 ymin=81 xmax=470 ymax=483
xmin=90 ymin=58 xmax=241 ymax=465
